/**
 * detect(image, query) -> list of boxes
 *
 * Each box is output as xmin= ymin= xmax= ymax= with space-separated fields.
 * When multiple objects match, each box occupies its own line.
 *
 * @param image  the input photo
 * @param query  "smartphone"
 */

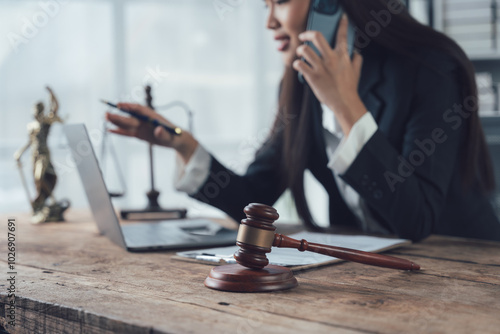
xmin=298 ymin=0 xmax=356 ymax=84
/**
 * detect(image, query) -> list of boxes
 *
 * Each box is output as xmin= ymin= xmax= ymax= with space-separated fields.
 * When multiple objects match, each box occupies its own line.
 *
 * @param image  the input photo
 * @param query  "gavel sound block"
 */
xmin=204 ymin=203 xmax=420 ymax=293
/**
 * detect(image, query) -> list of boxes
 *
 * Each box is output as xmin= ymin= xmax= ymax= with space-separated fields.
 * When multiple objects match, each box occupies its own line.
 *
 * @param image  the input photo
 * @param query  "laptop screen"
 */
xmin=63 ymin=123 xmax=127 ymax=249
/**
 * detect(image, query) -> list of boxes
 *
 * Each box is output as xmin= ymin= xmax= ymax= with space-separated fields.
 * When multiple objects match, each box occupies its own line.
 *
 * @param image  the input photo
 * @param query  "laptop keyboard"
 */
xmin=120 ymin=219 xmax=237 ymax=249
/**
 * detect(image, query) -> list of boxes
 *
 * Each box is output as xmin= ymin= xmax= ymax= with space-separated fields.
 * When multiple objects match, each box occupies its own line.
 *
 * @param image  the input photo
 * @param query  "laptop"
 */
xmin=63 ymin=123 xmax=238 ymax=251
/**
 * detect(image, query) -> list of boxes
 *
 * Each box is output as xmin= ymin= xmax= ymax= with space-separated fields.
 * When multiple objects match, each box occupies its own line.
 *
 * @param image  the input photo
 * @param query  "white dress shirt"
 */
xmin=174 ymin=104 xmax=389 ymax=234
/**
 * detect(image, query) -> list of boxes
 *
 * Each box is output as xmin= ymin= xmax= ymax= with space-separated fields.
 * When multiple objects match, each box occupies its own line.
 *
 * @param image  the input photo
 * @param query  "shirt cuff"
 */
xmin=174 ymin=144 xmax=212 ymax=195
xmin=328 ymin=112 xmax=378 ymax=174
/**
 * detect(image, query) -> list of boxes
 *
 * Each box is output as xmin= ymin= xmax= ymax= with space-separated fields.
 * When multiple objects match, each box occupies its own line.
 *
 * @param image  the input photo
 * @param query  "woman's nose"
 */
xmin=266 ymin=8 xmax=280 ymax=30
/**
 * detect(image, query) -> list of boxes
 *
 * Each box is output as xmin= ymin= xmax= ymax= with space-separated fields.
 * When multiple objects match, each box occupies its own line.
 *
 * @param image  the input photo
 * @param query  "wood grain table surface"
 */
xmin=0 ymin=210 xmax=499 ymax=334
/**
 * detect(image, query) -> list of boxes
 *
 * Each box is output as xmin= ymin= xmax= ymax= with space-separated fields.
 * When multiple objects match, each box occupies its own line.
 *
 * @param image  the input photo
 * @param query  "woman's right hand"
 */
xmin=105 ymin=103 xmax=199 ymax=164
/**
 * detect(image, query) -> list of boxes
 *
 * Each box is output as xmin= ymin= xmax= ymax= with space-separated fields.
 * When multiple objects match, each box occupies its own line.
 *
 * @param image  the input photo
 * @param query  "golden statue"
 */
xmin=14 ymin=86 xmax=70 ymax=224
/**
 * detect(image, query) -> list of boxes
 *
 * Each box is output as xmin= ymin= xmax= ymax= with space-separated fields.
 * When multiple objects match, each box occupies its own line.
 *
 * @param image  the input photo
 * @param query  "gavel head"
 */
xmin=233 ymin=203 xmax=278 ymax=269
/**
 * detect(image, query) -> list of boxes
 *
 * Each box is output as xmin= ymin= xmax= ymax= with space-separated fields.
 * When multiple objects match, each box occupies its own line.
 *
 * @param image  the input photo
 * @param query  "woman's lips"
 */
xmin=276 ymin=37 xmax=290 ymax=52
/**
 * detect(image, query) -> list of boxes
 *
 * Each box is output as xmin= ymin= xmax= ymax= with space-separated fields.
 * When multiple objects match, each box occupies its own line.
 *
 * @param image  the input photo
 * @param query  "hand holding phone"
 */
xmin=298 ymin=0 xmax=356 ymax=84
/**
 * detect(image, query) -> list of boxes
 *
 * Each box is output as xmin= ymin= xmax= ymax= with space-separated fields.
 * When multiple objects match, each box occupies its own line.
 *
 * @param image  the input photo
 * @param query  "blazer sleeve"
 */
xmin=189 ymin=134 xmax=287 ymax=222
xmin=339 ymin=52 xmax=466 ymax=241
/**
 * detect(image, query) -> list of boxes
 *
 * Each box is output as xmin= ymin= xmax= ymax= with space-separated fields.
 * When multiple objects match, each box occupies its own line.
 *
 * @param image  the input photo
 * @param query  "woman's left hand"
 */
xmin=293 ymin=15 xmax=367 ymax=136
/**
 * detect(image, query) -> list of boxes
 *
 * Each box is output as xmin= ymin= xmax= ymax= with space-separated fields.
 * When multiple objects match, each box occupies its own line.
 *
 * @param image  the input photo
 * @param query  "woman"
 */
xmin=106 ymin=0 xmax=500 ymax=241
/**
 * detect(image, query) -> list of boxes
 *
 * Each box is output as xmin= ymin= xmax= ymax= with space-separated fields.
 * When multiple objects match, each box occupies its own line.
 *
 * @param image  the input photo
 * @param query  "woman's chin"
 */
xmin=282 ymin=53 xmax=296 ymax=68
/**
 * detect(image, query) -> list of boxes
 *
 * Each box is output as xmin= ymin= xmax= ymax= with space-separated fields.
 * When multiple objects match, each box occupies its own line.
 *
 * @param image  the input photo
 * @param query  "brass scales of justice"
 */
xmin=101 ymin=85 xmax=192 ymax=221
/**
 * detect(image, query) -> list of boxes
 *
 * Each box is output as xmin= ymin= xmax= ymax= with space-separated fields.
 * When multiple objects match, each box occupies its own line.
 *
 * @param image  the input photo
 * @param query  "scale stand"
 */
xmin=120 ymin=85 xmax=188 ymax=221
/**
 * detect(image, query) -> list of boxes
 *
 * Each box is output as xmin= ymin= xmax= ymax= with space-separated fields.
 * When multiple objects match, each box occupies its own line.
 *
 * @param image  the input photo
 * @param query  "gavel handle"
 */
xmin=273 ymin=234 xmax=420 ymax=271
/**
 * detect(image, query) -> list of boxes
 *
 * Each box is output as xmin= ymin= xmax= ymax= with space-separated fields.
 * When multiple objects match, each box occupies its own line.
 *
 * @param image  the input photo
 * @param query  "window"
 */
xmin=0 ymin=0 xmax=296 ymax=220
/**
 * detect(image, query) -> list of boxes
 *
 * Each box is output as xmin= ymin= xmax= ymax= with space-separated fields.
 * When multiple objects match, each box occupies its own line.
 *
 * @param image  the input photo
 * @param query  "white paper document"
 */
xmin=176 ymin=232 xmax=410 ymax=268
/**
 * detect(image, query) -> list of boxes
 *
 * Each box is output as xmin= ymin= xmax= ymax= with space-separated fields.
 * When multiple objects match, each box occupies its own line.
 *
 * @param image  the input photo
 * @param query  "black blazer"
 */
xmin=191 ymin=42 xmax=500 ymax=242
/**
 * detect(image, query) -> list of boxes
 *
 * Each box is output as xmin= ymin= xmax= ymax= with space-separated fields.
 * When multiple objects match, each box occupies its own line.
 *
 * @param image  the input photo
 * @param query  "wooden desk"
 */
xmin=0 ymin=210 xmax=499 ymax=334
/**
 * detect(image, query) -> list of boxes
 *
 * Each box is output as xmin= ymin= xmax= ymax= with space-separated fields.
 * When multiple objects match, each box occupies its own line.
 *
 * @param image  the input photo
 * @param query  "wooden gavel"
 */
xmin=234 ymin=203 xmax=420 ymax=271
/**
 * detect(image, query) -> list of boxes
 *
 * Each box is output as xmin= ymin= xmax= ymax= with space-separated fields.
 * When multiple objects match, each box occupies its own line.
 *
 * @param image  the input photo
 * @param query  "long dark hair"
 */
xmin=269 ymin=0 xmax=496 ymax=228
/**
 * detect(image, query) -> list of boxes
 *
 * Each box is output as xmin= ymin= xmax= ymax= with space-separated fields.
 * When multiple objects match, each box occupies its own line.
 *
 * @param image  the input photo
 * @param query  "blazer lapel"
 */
xmin=304 ymin=43 xmax=386 ymax=228
xmin=308 ymin=97 xmax=358 ymax=227
xmin=358 ymin=44 xmax=385 ymax=123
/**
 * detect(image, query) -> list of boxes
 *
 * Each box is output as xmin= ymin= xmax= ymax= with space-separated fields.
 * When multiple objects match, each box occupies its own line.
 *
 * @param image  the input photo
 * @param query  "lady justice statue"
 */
xmin=14 ymin=86 xmax=70 ymax=224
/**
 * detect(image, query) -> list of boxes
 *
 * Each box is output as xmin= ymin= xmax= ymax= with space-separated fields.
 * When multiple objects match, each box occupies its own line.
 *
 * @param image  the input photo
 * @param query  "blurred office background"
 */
xmin=0 ymin=0 xmax=499 ymax=223
xmin=0 ymin=0 xmax=291 ymax=222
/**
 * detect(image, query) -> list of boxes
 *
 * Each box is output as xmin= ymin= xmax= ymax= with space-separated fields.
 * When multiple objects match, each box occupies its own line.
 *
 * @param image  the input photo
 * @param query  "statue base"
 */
xmin=31 ymin=199 xmax=70 ymax=225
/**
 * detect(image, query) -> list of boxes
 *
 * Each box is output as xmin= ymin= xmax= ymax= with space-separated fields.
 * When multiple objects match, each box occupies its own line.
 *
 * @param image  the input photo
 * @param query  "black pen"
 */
xmin=100 ymin=99 xmax=182 ymax=136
